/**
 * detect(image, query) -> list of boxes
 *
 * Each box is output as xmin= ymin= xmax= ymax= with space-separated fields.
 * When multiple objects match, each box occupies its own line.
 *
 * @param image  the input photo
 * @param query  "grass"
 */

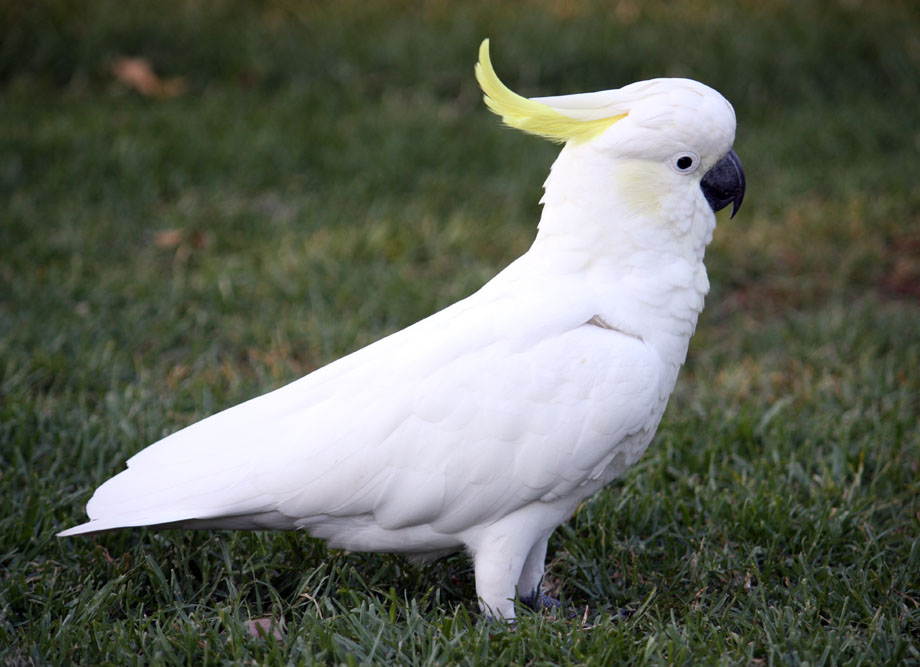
xmin=2 ymin=0 xmax=919 ymax=663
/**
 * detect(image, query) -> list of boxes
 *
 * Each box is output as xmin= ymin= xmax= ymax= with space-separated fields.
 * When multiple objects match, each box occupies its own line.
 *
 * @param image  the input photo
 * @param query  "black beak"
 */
xmin=701 ymin=149 xmax=745 ymax=219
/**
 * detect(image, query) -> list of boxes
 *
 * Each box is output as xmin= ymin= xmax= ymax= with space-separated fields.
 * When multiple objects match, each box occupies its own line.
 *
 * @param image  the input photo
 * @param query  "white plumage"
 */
xmin=60 ymin=40 xmax=745 ymax=620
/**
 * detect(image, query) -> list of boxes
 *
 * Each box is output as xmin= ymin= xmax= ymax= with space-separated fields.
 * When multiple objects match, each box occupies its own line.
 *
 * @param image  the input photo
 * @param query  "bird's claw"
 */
xmin=520 ymin=592 xmax=562 ymax=612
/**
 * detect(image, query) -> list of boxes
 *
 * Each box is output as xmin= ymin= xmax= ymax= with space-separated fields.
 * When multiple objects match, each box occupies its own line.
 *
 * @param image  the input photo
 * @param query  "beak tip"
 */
xmin=729 ymin=195 xmax=743 ymax=219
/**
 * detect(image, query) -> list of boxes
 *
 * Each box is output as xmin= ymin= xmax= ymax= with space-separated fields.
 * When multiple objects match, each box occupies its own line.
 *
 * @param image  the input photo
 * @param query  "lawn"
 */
xmin=2 ymin=0 xmax=919 ymax=663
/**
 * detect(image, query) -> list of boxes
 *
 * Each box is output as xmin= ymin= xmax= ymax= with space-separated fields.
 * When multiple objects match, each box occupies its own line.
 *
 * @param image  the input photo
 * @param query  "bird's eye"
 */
xmin=669 ymin=151 xmax=700 ymax=175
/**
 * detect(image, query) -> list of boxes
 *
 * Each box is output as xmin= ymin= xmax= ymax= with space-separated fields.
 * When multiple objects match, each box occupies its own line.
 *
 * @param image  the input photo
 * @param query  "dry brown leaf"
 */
xmin=154 ymin=228 xmax=212 ymax=264
xmin=245 ymin=617 xmax=285 ymax=642
xmin=153 ymin=228 xmax=186 ymax=249
xmin=112 ymin=57 xmax=187 ymax=98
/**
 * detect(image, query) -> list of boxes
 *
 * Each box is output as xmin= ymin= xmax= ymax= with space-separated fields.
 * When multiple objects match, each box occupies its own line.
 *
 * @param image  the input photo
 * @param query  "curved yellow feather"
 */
xmin=475 ymin=39 xmax=625 ymax=144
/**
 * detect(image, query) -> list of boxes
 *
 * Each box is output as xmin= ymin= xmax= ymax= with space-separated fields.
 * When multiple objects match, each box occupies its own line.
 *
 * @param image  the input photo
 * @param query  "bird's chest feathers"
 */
xmin=536 ymin=155 xmax=716 ymax=363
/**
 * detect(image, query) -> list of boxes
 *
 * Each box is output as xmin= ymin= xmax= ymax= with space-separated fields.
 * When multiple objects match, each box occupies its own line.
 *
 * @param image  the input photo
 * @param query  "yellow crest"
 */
xmin=475 ymin=39 xmax=626 ymax=144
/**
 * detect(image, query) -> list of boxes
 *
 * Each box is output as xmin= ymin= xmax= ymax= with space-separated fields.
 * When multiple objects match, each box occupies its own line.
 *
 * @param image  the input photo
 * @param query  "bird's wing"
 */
xmin=59 ymin=267 xmax=663 ymax=539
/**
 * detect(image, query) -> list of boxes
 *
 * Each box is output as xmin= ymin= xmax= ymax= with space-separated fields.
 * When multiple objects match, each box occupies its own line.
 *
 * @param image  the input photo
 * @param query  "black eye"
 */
xmin=676 ymin=155 xmax=694 ymax=170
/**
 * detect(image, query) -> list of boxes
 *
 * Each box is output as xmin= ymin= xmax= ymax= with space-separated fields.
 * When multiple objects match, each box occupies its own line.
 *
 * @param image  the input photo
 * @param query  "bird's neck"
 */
xmin=529 ymin=142 xmax=718 ymax=372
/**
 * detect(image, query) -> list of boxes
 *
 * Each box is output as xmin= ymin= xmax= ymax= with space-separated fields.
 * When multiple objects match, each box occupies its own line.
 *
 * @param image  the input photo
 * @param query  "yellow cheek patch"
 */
xmin=475 ymin=39 xmax=626 ymax=144
xmin=613 ymin=161 xmax=665 ymax=216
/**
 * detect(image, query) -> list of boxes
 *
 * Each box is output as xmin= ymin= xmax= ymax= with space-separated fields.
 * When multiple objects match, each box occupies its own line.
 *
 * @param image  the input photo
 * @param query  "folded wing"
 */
xmin=59 ymin=270 xmax=663 ymax=547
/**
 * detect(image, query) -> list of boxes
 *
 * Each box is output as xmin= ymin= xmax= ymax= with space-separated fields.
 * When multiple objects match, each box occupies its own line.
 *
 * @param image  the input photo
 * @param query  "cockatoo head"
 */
xmin=475 ymin=39 xmax=745 ymax=221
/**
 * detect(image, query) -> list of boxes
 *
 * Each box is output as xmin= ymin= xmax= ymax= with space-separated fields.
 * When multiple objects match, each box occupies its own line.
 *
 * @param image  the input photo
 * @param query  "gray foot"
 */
xmin=520 ymin=593 xmax=562 ymax=611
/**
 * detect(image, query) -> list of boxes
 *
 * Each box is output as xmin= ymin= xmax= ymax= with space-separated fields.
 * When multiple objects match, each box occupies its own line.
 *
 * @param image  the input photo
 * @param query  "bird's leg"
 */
xmin=472 ymin=545 xmax=526 ymax=621
xmin=516 ymin=534 xmax=548 ymax=606
xmin=471 ymin=518 xmax=554 ymax=621
xmin=517 ymin=534 xmax=561 ymax=611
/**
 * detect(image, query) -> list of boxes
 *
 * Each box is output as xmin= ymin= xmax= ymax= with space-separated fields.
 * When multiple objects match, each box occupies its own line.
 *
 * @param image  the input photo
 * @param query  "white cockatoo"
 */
xmin=60 ymin=39 xmax=745 ymax=621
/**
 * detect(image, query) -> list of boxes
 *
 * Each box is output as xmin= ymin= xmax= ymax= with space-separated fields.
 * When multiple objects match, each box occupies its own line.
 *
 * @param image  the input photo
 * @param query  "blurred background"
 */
xmin=3 ymin=0 xmax=918 ymax=397
xmin=1 ymin=0 xmax=918 ymax=661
